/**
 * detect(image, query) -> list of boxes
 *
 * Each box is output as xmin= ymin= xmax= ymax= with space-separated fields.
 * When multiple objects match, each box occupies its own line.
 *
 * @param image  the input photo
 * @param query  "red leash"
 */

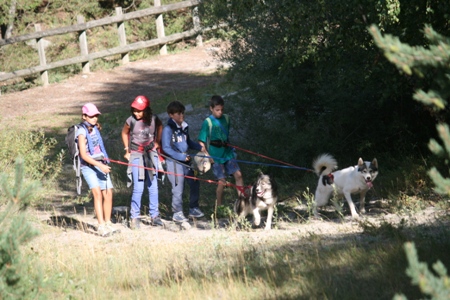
xmin=108 ymin=158 xmax=250 ymax=195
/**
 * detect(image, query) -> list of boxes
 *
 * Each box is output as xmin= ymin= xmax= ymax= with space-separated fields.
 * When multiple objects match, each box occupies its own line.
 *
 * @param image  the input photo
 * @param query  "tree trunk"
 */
xmin=5 ymin=0 xmax=17 ymax=39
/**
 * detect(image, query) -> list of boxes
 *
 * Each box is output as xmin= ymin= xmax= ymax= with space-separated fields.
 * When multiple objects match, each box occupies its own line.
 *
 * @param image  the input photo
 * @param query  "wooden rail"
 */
xmin=0 ymin=0 xmax=204 ymax=85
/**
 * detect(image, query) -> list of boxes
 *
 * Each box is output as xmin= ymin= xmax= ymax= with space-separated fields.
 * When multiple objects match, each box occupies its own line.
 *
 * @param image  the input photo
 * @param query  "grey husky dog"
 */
xmin=313 ymin=154 xmax=378 ymax=218
xmin=234 ymin=173 xmax=278 ymax=230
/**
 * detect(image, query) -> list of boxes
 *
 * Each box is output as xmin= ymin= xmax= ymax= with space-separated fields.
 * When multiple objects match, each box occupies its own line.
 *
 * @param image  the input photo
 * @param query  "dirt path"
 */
xmin=0 ymin=41 xmax=225 ymax=130
xmin=2 ymin=41 xmax=447 ymax=243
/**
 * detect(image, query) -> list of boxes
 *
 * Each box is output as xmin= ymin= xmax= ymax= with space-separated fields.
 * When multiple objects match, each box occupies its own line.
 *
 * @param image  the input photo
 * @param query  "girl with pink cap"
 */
xmin=77 ymin=103 xmax=119 ymax=236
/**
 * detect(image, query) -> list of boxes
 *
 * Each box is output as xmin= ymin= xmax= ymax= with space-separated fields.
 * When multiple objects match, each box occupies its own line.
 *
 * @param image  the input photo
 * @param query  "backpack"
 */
xmin=65 ymin=123 xmax=85 ymax=195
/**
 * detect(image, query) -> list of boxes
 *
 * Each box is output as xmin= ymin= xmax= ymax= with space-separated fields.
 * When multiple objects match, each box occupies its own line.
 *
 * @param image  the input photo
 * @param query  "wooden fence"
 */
xmin=0 ymin=0 xmax=207 ymax=86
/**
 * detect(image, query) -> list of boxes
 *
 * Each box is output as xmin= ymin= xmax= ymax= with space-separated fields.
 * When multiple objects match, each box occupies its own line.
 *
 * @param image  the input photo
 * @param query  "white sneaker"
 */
xmin=105 ymin=221 xmax=121 ymax=234
xmin=97 ymin=224 xmax=111 ymax=237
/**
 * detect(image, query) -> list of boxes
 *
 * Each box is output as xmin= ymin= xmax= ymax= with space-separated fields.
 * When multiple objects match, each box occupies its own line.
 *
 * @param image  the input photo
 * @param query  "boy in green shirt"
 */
xmin=198 ymin=95 xmax=244 ymax=206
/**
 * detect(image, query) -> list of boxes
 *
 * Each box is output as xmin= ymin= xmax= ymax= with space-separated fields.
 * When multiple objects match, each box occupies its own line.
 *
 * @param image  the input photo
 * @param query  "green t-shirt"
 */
xmin=198 ymin=115 xmax=234 ymax=164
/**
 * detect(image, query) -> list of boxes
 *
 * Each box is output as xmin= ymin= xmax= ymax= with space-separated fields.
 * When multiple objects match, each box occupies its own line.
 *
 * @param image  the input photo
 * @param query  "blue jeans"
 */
xmin=166 ymin=160 xmax=199 ymax=214
xmin=130 ymin=153 xmax=159 ymax=219
xmin=81 ymin=165 xmax=114 ymax=190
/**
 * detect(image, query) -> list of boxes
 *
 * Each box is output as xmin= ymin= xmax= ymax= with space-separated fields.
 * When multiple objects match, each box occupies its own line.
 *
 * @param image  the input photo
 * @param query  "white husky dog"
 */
xmin=313 ymin=154 xmax=378 ymax=218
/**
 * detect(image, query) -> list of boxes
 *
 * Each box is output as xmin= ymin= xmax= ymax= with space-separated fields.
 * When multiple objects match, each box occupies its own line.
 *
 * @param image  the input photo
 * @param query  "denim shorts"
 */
xmin=81 ymin=165 xmax=114 ymax=190
xmin=212 ymin=159 xmax=240 ymax=180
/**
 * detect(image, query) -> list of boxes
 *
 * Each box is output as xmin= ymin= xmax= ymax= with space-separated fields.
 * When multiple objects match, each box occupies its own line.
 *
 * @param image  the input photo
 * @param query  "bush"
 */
xmin=0 ymin=159 xmax=42 ymax=299
xmin=0 ymin=128 xmax=63 ymax=205
xmin=394 ymin=242 xmax=450 ymax=300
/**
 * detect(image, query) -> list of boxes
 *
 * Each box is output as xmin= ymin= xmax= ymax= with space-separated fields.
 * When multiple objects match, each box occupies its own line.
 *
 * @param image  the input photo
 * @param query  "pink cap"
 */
xmin=82 ymin=103 xmax=101 ymax=116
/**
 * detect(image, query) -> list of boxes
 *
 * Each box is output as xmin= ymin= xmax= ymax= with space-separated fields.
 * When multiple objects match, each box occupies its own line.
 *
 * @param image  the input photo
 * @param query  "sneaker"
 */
xmin=130 ymin=218 xmax=141 ymax=230
xmin=105 ymin=221 xmax=121 ymax=234
xmin=172 ymin=211 xmax=188 ymax=223
xmin=151 ymin=216 xmax=164 ymax=227
xmin=188 ymin=207 xmax=204 ymax=218
xmin=97 ymin=224 xmax=111 ymax=237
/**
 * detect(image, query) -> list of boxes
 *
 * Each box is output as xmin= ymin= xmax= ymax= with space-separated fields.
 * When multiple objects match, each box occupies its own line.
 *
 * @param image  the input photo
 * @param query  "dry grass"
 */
xmin=22 ymin=209 xmax=450 ymax=299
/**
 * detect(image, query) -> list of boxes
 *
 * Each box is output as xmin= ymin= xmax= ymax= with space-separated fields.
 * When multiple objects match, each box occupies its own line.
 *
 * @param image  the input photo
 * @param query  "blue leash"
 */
xmin=193 ymin=153 xmax=313 ymax=172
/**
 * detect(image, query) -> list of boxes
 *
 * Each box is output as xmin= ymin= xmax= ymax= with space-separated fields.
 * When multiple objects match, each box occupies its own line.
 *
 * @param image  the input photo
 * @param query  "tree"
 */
xmin=0 ymin=0 xmax=42 ymax=39
xmin=199 ymin=0 xmax=450 ymax=168
xmin=394 ymin=242 xmax=450 ymax=300
xmin=4 ymin=0 xmax=16 ymax=39
xmin=0 ymin=158 xmax=42 ymax=299
xmin=370 ymin=24 xmax=450 ymax=196
xmin=370 ymin=22 xmax=450 ymax=300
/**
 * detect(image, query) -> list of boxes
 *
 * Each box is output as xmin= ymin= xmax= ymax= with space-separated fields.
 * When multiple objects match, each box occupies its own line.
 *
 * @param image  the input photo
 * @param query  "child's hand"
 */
xmin=100 ymin=164 xmax=111 ymax=174
xmin=185 ymin=155 xmax=191 ymax=162
xmin=124 ymin=152 xmax=130 ymax=161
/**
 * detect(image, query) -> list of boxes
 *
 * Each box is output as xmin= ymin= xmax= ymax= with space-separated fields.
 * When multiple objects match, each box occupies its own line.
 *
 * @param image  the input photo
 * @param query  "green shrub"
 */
xmin=394 ymin=242 xmax=450 ymax=300
xmin=0 ymin=159 xmax=42 ymax=299
xmin=0 ymin=128 xmax=63 ymax=205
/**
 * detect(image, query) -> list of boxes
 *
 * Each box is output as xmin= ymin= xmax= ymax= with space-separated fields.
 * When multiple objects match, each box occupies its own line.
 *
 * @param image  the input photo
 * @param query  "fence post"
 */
xmin=115 ymin=7 xmax=129 ymax=64
xmin=77 ymin=15 xmax=90 ymax=73
xmin=154 ymin=0 xmax=167 ymax=55
xmin=192 ymin=6 xmax=203 ymax=47
xmin=34 ymin=24 xmax=49 ymax=86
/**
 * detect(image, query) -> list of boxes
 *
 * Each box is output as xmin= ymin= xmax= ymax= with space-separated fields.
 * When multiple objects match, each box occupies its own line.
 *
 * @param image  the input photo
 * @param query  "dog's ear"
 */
xmin=371 ymin=158 xmax=378 ymax=169
xmin=358 ymin=158 xmax=364 ymax=166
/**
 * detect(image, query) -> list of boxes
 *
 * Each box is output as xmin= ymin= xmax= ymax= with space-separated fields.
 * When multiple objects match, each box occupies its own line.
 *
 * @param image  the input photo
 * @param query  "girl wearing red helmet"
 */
xmin=121 ymin=95 xmax=163 ymax=229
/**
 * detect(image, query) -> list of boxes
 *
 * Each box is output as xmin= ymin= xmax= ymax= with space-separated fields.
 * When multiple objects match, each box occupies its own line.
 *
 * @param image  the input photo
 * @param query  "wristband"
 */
xmin=124 ymin=147 xmax=129 ymax=151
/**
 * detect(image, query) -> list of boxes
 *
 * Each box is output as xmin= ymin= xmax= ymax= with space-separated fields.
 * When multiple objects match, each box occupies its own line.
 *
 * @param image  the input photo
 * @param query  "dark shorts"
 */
xmin=212 ymin=159 xmax=240 ymax=180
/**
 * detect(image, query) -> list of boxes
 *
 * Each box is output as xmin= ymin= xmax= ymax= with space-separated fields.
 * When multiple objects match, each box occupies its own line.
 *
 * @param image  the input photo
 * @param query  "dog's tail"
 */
xmin=313 ymin=153 xmax=338 ymax=176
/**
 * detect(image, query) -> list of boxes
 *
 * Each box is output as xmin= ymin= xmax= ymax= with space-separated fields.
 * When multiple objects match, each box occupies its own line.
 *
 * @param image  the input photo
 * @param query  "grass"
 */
xmin=2 ymin=54 xmax=450 ymax=299
xmin=23 ymin=215 xmax=450 ymax=299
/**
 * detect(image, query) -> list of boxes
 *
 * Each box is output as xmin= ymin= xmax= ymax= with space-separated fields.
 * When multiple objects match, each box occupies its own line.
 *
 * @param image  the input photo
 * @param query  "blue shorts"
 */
xmin=212 ymin=159 xmax=240 ymax=180
xmin=81 ymin=165 xmax=114 ymax=190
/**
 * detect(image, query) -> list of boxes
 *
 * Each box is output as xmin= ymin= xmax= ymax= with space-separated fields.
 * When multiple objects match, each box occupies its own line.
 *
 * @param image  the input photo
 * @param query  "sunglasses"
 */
xmin=85 ymin=115 xmax=99 ymax=119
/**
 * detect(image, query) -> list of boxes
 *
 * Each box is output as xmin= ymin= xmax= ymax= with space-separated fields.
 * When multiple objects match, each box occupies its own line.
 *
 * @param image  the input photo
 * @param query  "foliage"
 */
xmin=0 ymin=158 xmax=41 ymax=299
xmin=0 ymin=0 xmax=41 ymax=34
xmin=370 ymin=25 xmax=450 ymax=197
xmin=0 ymin=0 xmax=104 ymax=35
xmin=428 ymin=124 xmax=450 ymax=195
xmin=394 ymin=242 xmax=450 ymax=300
xmin=0 ymin=0 xmax=201 ymax=93
xmin=370 ymin=21 xmax=450 ymax=300
xmin=0 ymin=128 xmax=63 ymax=205
xmin=198 ymin=0 xmax=450 ymax=176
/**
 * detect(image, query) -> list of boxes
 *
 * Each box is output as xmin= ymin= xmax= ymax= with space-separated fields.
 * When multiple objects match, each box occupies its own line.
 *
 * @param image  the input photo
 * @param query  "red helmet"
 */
xmin=131 ymin=95 xmax=150 ymax=110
